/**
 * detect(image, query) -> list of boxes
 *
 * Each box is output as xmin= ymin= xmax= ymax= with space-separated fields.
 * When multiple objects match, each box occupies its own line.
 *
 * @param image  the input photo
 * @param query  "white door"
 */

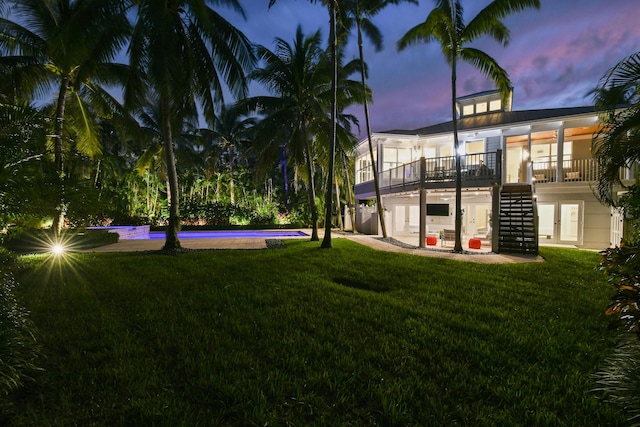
xmin=538 ymin=203 xmax=557 ymax=243
xmin=559 ymin=202 xmax=582 ymax=244
xmin=464 ymin=204 xmax=491 ymax=236
xmin=394 ymin=205 xmax=406 ymax=235
xmin=610 ymin=207 xmax=624 ymax=247
xmin=537 ymin=202 xmax=583 ymax=245
xmin=393 ymin=204 xmax=420 ymax=236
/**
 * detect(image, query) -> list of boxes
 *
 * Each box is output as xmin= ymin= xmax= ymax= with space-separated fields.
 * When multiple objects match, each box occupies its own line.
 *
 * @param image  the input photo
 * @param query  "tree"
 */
xmin=592 ymin=52 xmax=640 ymax=208
xmin=246 ymin=26 xmax=332 ymax=241
xmin=398 ymin=0 xmax=539 ymax=252
xmin=201 ymin=104 xmax=256 ymax=205
xmin=127 ymin=0 xmax=254 ymax=250
xmin=244 ymin=25 xmax=363 ymax=241
xmin=343 ymin=0 xmax=417 ymax=238
xmin=0 ymin=0 xmax=133 ymax=236
xmin=268 ymin=0 xmax=340 ymax=247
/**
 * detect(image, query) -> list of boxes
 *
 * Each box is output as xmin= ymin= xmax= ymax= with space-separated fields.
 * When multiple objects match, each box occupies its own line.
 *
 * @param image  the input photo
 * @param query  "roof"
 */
xmin=381 ymin=106 xmax=597 ymax=137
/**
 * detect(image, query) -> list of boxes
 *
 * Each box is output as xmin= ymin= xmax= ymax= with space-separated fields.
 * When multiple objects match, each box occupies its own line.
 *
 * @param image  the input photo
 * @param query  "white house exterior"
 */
xmin=354 ymin=90 xmax=632 ymax=253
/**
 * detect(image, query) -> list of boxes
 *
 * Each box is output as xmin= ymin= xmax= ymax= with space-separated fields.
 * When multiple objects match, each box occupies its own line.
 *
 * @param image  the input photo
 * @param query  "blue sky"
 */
xmin=219 ymin=0 xmax=640 ymax=136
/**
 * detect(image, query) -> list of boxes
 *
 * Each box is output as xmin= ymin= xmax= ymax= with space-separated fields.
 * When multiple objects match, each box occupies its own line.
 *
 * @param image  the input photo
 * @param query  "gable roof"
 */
xmin=382 ymin=106 xmax=597 ymax=137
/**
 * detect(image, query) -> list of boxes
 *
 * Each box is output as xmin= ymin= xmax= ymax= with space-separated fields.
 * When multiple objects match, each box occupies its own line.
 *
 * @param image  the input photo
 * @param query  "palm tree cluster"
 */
xmin=0 ymin=0 xmax=548 ymax=252
xmin=0 ymin=0 xmax=388 ymax=249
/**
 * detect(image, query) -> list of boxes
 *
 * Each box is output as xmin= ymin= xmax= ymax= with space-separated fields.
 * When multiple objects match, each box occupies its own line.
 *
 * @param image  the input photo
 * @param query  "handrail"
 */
xmin=378 ymin=151 xmax=501 ymax=189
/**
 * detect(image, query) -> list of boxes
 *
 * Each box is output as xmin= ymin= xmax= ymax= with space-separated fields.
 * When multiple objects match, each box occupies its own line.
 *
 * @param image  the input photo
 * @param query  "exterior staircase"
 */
xmin=498 ymin=184 xmax=538 ymax=254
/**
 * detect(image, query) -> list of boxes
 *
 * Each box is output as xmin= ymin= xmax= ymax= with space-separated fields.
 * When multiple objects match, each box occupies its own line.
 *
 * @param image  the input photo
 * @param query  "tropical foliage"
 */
xmin=0 ymin=0 xmax=133 ymax=236
xmin=397 ymin=0 xmax=540 ymax=252
xmin=0 ymin=250 xmax=40 ymax=396
xmin=244 ymin=25 xmax=363 ymax=240
xmin=342 ymin=0 xmax=418 ymax=238
xmin=592 ymin=51 xmax=640 ymax=425
xmin=593 ymin=51 xmax=640 ymax=207
xmin=126 ymin=0 xmax=255 ymax=249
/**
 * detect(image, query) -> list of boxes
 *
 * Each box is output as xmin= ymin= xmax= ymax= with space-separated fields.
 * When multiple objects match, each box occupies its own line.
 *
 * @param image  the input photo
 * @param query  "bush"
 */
xmin=594 ymin=336 xmax=640 ymax=424
xmin=600 ymin=241 xmax=640 ymax=337
xmin=0 ymin=250 xmax=40 ymax=395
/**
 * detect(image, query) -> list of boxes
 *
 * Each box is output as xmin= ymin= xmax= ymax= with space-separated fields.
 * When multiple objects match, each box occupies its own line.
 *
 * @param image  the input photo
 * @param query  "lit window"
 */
xmin=489 ymin=100 xmax=502 ymax=111
xmin=475 ymin=102 xmax=487 ymax=114
xmin=440 ymin=145 xmax=453 ymax=157
xmin=462 ymin=105 xmax=474 ymax=116
xmin=466 ymin=140 xmax=485 ymax=154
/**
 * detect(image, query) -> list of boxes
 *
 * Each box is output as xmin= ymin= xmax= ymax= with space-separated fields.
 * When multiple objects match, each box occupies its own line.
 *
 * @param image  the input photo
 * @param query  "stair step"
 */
xmin=499 ymin=184 xmax=538 ymax=255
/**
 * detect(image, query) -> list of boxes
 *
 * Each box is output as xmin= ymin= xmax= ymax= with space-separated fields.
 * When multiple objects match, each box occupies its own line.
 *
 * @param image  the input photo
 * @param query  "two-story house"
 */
xmin=354 ymin=90 xmax=632 ymax=254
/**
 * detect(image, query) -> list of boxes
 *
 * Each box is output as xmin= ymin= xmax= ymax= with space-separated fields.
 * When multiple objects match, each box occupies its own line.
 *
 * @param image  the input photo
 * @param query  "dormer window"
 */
xmin=456 ymin=89 xmax=512 ymax=118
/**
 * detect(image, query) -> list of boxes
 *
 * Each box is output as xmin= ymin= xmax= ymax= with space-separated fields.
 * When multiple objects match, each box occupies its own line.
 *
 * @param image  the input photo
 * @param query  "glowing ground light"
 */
xmin=50 ymin=243 xmax=66 ymax=255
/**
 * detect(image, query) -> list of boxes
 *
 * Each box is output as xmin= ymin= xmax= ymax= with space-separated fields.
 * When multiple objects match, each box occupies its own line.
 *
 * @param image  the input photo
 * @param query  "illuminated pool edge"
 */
xmin=87 ymin=226 xmax=308 ymax=240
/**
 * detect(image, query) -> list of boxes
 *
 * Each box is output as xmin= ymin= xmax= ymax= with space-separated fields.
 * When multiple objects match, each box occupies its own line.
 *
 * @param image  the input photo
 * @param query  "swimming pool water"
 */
xmin=142 ymin=230 xmax=308 ymax=240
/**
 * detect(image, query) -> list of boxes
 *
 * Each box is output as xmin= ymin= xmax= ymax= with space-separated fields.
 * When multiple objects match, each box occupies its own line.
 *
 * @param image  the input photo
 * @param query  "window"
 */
xmin=440 ymin=145 xmax=453 ymax=157
xmin=489 ymin=99 xmax=502 ymax=111
xmin=382 ymin=147 xmax=411 ymax=172
xmin=462 ymin=105 xmax=474 ymax=116
xmin=356 ymin=155 xmax=372 ymax=184
xmin=465 ymin=140 xmax=485 ymax=165
xmin=475 ymin=102 xmax=487 ymax=114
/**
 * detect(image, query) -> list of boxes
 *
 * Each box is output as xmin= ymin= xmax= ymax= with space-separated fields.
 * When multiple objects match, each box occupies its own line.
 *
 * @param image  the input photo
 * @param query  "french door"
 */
xmin=537 ymin=201 xmax=583 ymax=245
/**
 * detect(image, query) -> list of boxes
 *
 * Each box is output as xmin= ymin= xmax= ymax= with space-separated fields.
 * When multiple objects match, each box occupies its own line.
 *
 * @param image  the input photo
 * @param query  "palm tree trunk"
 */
xmin=344 ymin=161 xmax=357 ymax=233
xmin=304 ymin=137 xmax=319 ymax=241
xmin=452 ymin=53 xmax=463 ymax=253
xmin=357 ymin=18 xmax=387 ymax=238
xmin=52 ymin=76 xmax=70 ymax=238
xmin=321 ymin=0 xmax=338 ymax=249
xmin=229 ymin=150 xmax=235 ymax=204
xmin=335 ymin=177 xmax=343 ymax=230
xmin=160 ymin=101 xmax=182 ymax=250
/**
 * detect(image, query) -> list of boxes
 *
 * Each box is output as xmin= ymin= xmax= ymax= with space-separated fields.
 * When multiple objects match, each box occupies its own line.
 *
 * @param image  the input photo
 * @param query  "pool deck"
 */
xmin=83 ymin=229 xmax=543 ymax=264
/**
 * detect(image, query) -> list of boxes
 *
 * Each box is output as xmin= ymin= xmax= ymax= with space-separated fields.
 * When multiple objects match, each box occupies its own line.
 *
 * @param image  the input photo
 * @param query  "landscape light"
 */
xmin=50 ymin=243 xmax=65 ymax=255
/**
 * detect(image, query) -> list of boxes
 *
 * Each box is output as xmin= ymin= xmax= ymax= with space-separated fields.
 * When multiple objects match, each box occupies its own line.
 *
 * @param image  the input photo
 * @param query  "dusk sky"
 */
xmin=219 ymin=0 xmax=640 ymax=137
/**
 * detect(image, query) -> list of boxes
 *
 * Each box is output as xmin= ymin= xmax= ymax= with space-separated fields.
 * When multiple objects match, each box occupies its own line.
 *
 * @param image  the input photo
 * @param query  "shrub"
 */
xmin=593 ymin=336 xmax=640 ymax=424
xmin=0 ymin=250 xmax=40 ymax=395
xmin=600 ymin=241 xmax=640 ymax=337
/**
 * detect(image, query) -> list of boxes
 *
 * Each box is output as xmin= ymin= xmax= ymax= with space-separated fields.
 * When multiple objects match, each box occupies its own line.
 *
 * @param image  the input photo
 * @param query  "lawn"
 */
xmin=0 ymin=240 xmax=627 ymax=425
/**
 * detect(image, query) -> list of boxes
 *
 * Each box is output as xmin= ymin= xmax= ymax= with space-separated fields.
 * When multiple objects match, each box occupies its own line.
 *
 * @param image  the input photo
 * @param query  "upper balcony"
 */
xmin=355 ymin=151 xmax=502 ymax=198
xmin=354 ymin=151 xmax=631 ymax=199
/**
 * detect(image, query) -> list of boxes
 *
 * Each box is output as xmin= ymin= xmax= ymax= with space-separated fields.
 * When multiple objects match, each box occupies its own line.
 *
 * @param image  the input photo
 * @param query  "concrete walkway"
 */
xmin=84 ymin=229 xmax=543 ymax=264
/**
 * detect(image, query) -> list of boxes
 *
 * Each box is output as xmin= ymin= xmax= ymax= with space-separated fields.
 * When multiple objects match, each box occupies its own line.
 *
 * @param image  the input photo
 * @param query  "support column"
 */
xmin=557 ymin=127 xmax=564 ymax=182
xmin=419 ymin=188 xmax=427 ymax=248
xmin=492 ymin=183 xmax=501 ymax=254
xmin=419 ymin=157 xmax=427 ymax=248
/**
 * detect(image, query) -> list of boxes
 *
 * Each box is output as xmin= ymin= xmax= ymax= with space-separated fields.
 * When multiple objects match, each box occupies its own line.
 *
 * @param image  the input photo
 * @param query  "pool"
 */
xmin=143 ymin=230 xmax=308 ymax=240
xmin=88 ymin=226 xmax=308 ymax=240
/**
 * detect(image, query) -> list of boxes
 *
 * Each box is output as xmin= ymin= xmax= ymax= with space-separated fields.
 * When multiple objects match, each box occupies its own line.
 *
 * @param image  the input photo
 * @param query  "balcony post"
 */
xmin=419 ymin=157 xmax=426 ymax=248
xmin=557 ymin=127 xmax=564 ymax=182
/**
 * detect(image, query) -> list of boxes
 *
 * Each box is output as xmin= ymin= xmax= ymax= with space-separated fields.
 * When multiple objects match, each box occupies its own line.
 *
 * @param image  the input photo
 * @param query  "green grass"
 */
xmin=0 ymin=240 xmax=627 ymax=426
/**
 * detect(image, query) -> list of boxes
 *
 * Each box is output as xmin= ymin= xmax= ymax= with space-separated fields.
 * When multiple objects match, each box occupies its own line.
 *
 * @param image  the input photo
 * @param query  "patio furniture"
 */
xmin=441 ymin=229 xmax=455 ymax=246
xmin=468 ymin=238 xmax=482 ymax=249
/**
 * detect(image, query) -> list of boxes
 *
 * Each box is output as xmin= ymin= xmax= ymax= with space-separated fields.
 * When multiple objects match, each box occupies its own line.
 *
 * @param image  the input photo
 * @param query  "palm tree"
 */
xmin=127 ymin=0 xmax=254 ymax=250
xmin=592 ymin=52 xmax=640 ymax=207
xmin=398 ymin=0 xmax=539 ymax=252
xmin=343 ymin=0 xmax=417 ymax=238
xmin=0 ymin=0 xmax=133 ymax=236
xmin=268 ymin=0 xmax=339 ymax=247
xmin=201 ymin=104 xmax=256 ymax=205
xmin=246 ymin=26 xmax=330 ymax=241
xmin=244 ymin=25 xmax=363 ymax=241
